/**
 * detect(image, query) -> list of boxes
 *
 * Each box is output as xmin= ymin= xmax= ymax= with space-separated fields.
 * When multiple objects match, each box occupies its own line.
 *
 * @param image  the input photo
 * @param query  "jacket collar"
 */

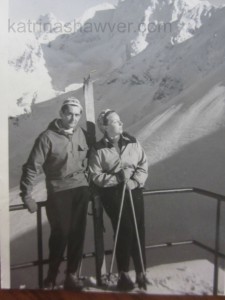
xmin=101 ymin=132 xmax=136 ymax=149
xmin=48 ymin=119 xmax=79 ymax=137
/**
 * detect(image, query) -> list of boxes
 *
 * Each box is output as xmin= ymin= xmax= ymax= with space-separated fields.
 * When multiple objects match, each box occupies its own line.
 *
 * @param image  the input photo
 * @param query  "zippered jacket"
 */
xmin=20 ymin=119 xmax=89 ymax=198
xmin=89 ymin=132 xmax=148 ymax=189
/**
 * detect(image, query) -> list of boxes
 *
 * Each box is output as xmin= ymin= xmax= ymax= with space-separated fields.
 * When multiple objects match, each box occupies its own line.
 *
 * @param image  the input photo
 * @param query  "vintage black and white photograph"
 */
xmin=1 ymin=0 xmax=225 ymax=296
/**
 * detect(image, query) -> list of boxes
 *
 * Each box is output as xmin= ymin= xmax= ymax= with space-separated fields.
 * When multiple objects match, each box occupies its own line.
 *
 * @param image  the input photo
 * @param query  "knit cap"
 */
xmin=61 ymin=97 xmax=83 ymax=113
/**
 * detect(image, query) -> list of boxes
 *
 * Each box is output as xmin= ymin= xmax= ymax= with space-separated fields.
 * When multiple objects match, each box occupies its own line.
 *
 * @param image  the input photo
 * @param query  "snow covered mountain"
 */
xmin=7 ymin=13 xmax=65 ymax=115
xmin=35 ymin=12 xmax=65 ymax=43
xmin=7 ymin=4 xmax=116 ymax=115
xmin=8 ymin=31 xmax=56 ymax=116
xmin=76 ymin=3 xmax=116 ymax=26
xmin=8 ymin=0 xmax=224 ymax=115
xmin=42 ymin=0 xmax=218 ymax=89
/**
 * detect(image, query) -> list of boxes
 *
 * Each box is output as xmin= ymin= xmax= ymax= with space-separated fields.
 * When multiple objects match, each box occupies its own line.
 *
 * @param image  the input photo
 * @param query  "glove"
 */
xmin=115 ymin=168 xmax=133 ymax=183
xmin=23 ymin=196 xmax=38 ymax=213
xmin=126 ymin=179 xmax=139 ymax=190
xmin=115 ymin=169 xmax=126 ymax=183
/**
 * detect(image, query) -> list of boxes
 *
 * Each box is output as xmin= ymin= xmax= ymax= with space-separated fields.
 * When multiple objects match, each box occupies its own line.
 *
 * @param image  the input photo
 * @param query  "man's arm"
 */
xmin=20 ymin=133 xmax=50 ymax=212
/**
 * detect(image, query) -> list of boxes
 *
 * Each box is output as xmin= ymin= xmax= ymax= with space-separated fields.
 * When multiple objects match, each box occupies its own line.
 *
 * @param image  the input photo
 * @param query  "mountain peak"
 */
xmin=36 ymin=12 xmax=62 ymax=27
xmin=35 ymin=12 xmax=64 ymax=40
xmin=78 ymin=2 xmax=115 ymax=25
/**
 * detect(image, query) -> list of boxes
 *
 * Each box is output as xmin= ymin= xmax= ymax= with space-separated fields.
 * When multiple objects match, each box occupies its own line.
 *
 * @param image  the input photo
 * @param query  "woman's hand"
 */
xmin=115 ymin=168 xmax=133 ymax=183
xmin=126 ymin=179 xmax=138 ymax=190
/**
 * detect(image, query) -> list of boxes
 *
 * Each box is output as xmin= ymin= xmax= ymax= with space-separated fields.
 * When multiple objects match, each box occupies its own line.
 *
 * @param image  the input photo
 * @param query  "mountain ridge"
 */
xmin=8 ymin=0 xmax=224 ymax=115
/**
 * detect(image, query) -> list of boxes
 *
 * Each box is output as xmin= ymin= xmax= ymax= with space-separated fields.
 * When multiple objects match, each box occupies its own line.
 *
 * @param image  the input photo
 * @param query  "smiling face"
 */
xmin=60 ymin=105 xmax=82 ymax=129
xmin=104 ymin=112 xmax=123 ymax=138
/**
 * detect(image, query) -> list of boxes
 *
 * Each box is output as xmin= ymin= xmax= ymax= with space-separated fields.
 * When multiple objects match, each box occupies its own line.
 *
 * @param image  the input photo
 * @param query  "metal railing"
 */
xmin=143 ymin=187 xmax=225 ymax=296
xmin=10 ymin=187 xmax=225 ymax=295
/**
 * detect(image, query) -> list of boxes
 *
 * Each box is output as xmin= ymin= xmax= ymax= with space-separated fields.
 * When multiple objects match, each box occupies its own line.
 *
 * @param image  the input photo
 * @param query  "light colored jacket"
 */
xmin=89 ymin=132 xmax=148 ymax=188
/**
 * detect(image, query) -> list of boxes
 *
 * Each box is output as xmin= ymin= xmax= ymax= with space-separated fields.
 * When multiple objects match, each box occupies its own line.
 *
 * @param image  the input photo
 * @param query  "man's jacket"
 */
xmin=20 ymin=119 xmax=89 ymax=198
xmin=89 ymin=132 xmax=148 ymax=189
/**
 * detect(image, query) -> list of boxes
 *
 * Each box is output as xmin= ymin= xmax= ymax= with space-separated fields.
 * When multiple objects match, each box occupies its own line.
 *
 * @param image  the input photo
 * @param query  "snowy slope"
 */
xmin=95 ymin=260 xmax=224 ymax=295
xmin=7 ymin=5 xmax=117 ymax=115
xmin=7 ymin=13 xmax=66 ymax=115
xmin=90 ymin=6 xmax=225 ymax=170
xmin=8 ymin=31 xmax=57 ymax=116
xmin=35 ymin=12 xmax=66 ymax=43
xmin=76 ymin=3 xmax=116 ymax=25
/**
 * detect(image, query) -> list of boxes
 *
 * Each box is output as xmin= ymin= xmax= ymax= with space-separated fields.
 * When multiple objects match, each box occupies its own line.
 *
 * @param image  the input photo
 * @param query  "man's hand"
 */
xmin=23 ymin=196 xmax=38 ymax=213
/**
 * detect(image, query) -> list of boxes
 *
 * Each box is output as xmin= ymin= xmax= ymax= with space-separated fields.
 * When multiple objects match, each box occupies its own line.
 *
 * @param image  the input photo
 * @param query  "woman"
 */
xmin=89 ymin=109 xmax=149 ymax=291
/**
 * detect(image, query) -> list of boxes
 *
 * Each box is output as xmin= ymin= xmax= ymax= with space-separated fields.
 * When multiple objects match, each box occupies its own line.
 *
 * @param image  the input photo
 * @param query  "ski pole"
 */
xmin=108 ymin=182 xmax=126 ymax=277
xmin=128 ymin=188 xmax=146 ymax=276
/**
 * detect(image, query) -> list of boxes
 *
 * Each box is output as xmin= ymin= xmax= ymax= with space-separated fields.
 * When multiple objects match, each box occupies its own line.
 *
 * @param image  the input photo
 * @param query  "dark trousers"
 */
xmin=45 ymin=186 xmax=90 ymax=280
xmin=100 ymin=185 xmax=146 ymax=273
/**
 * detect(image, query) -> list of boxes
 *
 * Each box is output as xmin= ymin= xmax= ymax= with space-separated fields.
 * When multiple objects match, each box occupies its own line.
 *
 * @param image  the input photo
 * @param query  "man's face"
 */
xmin=105 ymin=112 xmax=123 ymax=137
xmin=60 ymin=105 xmax=82 ymax=129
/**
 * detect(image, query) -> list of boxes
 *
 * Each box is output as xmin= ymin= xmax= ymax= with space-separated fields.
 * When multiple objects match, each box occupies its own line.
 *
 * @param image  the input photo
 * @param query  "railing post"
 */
xmin=0 ymin=204 xmax=11 ymax=288
xmin=37 ymin=204 xmax=43 ymax=289
xmin=213 ymin=199 xmax=221 ymax=296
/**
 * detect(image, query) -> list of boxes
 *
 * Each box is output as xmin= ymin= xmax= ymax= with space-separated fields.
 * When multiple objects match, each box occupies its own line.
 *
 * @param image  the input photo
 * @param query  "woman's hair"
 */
xmin=97 ymin=109 xmax=115 ymax=133
xmin=102 ymin=110 xmax=115 ymax=125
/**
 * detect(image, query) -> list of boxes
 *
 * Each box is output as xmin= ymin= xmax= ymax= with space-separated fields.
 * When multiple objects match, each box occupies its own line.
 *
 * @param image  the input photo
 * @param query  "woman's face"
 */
xmin=105 ymin=112 xmax=123 ymax=137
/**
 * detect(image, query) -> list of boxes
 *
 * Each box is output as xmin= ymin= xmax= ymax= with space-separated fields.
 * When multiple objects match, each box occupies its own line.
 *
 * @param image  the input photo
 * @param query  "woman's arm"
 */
xmin=88 ymin=147 xmax=120 ymax=188
xmin=131 ymin=141 xmax=148 ymax=188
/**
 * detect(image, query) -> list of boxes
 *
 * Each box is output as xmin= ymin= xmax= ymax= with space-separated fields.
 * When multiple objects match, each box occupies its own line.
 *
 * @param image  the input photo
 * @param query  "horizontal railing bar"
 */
xmin=11 ymin=251 xmax=105 ymax=270
xmin=11 ymin=257 xmax=66 ymax=271
xmin=11 ymin=239 xmax=225 ymax=271
xmin=10 ymin=202 xmax=46 ymax=212
xmin=193 ymin=240 xmax=225 ymax=259
xmin=10 ymin=204 xmax=26 ymax=211
xmin=145 ymin=240 xmax=194 ymax=249
xmin=143 ymin=188 xmax=194 ymax=196
xmin=193 ymin=188 xmax=225 ymax=202
xmin=143 ymin=188 xmax=225 ymax=202
xmin=11 ymin=261 xmax=43 ymax=270
xmin=10 ymin=187 xmax=225 ymax=212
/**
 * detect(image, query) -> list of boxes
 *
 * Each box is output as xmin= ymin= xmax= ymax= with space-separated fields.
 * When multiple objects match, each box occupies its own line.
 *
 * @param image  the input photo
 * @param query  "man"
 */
xmin=20 ymin=97 xmax=90 ymax=290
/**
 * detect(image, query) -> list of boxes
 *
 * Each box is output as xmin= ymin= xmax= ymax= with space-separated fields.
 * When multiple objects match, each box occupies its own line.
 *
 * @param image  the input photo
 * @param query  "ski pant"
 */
xmin=45 ymin=186 xmax=90 ymax=280
xmin=100 ymin=184 xmax=146 ymax=273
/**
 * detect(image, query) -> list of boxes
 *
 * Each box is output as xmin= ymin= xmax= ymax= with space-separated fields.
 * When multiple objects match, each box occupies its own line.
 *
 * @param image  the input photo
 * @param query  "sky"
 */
xmin=9 ymin=0 xmax=119 ymax=22
xmin=9 ymin=0 xmax=225 ymax=22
